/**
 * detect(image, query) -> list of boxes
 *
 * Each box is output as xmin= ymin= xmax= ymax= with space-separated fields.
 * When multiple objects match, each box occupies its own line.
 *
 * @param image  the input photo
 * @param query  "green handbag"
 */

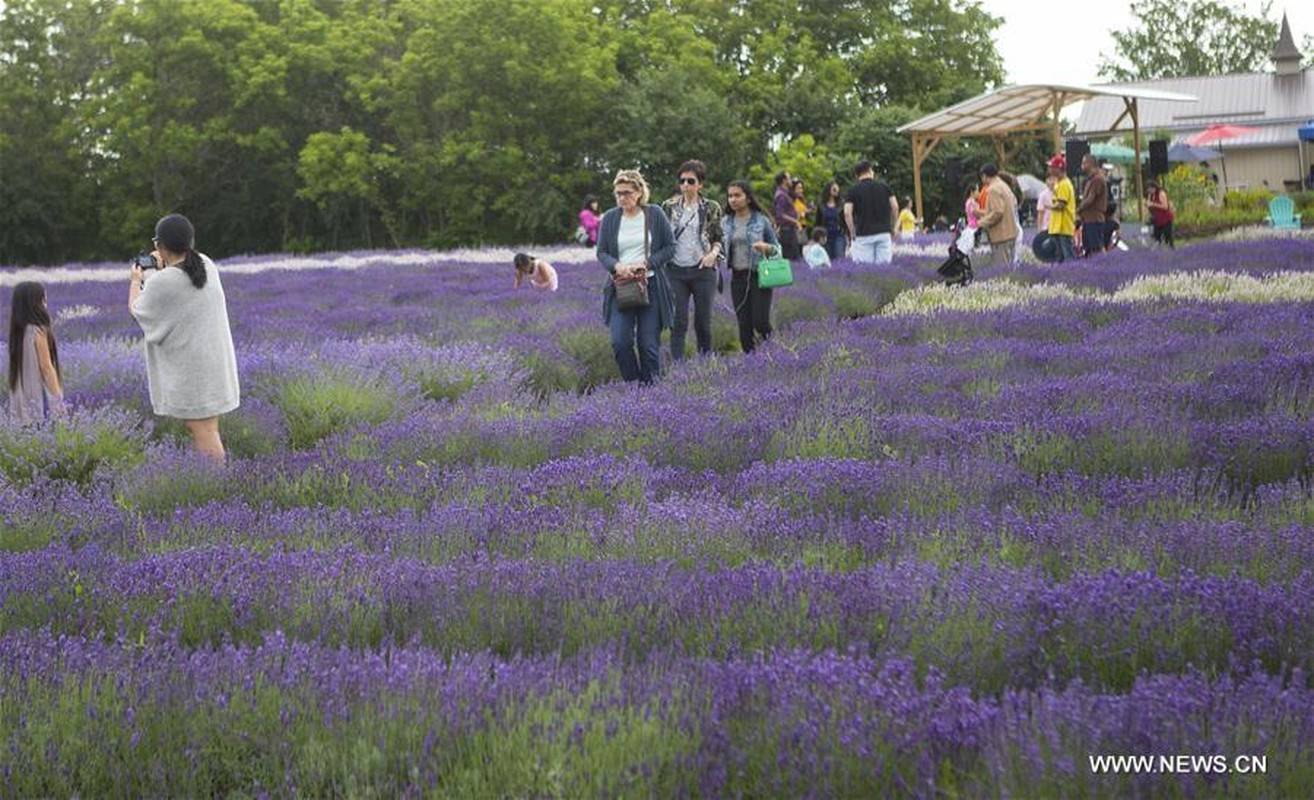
xmin=756 ymin=246 xmax=794 ymax=288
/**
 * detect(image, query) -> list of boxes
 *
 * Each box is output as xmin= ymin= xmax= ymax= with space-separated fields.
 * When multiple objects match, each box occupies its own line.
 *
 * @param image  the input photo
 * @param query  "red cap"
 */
xmin=1048 ymin=154 xmax=1066 ymax=171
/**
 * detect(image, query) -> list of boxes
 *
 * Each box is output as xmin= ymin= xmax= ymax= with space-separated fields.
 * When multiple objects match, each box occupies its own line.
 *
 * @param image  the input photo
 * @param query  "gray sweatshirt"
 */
xmin=131 ymin=254 xmax=240 ymax=419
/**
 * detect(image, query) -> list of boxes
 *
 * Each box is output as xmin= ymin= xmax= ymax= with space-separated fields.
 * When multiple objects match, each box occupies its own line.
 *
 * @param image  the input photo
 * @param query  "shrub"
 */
xmin=557 ymin=328 xmax=616 ymax=393
xmin=0 ymin=406 xmax=148 ymax=485
xmin=1175 ymin=205 xmax=1270 ymax=238
xmin=270 ymin=371 xmax=407 ymax=449
xmin=1161 ymin=164 xmax=1216 ymax=213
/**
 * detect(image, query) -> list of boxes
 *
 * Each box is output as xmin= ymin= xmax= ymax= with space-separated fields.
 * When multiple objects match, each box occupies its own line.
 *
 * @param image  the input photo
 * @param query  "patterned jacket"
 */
xmin=660 ymin=195 xmax=724 ymax=265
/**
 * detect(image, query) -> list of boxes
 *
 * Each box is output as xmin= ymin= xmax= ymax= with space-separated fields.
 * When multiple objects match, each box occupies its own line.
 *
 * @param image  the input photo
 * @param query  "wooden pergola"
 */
xmin=897 ymin=84 xmax=1197 ymax=224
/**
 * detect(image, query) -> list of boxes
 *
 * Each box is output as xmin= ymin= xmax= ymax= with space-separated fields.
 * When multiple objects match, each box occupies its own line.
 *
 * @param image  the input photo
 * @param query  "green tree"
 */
xmin=1 ymin=0 xmax=1010 ymax=263
xmin=596 ymin=0 xmax=1005 ymax=140
xmin=378 ymin=0 xmax=618 ymax=246
xmin=603 ymin=63 xmax=752 ymax=194
xmin=747 ymin=134 xmax=837 ymax=208
xmin=1098 ymin=0 xmax=1280 ymax=81
xmin=297 ymin=127 xmax=396 ymax=249
xmin=0 ymin=0 xmax=115 ymax=265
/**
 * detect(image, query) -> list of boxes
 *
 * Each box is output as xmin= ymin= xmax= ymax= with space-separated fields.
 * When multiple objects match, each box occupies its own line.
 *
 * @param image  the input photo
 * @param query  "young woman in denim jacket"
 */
xmin=721 ymin=180 xmax=780 ymax=354
xmin=596 ymin=169 xmax=676 ymax=384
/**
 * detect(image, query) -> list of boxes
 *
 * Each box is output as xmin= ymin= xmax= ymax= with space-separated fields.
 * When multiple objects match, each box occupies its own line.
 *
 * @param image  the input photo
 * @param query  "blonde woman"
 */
xmin=595 ymin=170 xmax=676 ymax=384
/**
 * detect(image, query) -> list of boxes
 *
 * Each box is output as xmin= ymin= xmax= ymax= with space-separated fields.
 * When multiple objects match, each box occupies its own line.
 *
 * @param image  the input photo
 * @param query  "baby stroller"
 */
xmin=937 ymin=222 xmax=974 ymax=286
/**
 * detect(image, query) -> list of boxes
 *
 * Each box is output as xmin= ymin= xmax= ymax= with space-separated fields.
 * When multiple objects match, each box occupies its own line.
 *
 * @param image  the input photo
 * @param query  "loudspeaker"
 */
xmin=1064 ymin=139 xmax=1088 ymax=178
xmin=1149 ymin=140 xmax=1169 ymax=177
xmin=944 ymin=157 xmax=962 ymax=193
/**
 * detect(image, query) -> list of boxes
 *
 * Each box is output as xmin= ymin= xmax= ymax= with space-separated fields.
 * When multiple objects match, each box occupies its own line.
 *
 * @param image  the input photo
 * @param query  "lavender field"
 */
xmin=3 ymin=235 xmax=1314 ymax=797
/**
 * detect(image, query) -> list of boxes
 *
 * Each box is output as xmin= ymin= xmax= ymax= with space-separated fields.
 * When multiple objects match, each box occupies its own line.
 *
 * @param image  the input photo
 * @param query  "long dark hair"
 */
xmin=727 ymin=180 xmax=764 ymax=215
xmin=177 ymin=251 xmax=207 ymax=289
xmin=155 ymin=213 xmax=207 ymax=289
xmin=818 ymin=180 xmax=841 ymax=210
xmin=8 ymin=282 xmax=59 ymax=392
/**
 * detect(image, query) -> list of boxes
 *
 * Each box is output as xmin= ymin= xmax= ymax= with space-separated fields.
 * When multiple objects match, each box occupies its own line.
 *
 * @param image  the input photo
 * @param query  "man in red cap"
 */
xmin=1046 ymin=155 xmax=1076 ymax=262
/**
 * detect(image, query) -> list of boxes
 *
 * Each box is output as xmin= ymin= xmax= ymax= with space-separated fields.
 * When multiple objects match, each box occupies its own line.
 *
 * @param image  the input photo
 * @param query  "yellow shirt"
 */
xmin=1048 ymin=177 xmax=1076 ymax=236
xmin=897 ymin=208 xmax=917 ymax=235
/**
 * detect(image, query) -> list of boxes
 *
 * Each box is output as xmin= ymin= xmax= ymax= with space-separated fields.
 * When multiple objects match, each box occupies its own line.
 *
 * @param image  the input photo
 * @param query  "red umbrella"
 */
xmin=1186 ymin=124 xmax=1261 ymax=146
xmin=1185 ymin=124 xmax=1262 ymax=189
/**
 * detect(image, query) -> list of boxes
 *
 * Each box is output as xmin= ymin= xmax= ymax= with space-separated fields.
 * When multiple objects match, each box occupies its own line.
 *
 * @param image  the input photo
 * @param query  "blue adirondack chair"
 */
xmin=1265 ymin=195 xmax=1302 ymax=230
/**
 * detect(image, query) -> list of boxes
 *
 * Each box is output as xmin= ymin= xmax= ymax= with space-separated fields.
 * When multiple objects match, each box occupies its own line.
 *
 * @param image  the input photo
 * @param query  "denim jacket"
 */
xmin=721 ymin=210 xmax=780 ymax=271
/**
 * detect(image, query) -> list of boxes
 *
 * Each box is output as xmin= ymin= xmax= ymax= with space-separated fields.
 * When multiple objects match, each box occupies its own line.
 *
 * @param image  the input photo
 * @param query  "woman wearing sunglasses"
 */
xmin=660 ymin=160 xmax=723 ymax=360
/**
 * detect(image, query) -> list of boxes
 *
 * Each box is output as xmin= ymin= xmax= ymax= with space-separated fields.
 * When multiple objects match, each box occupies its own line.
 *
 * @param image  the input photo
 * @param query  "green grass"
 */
xmin=270 ymin=371 xmax=406 ymax=450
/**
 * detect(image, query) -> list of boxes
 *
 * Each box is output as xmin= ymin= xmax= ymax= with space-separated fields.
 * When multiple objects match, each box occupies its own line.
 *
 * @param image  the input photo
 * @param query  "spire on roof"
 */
xmin=1272 ymin=13 xmax=1302 ymax=75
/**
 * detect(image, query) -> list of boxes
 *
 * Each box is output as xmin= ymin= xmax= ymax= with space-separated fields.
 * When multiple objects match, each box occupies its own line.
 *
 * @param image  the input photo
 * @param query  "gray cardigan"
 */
xmin=131 ymin=254 xmax=240 ymax=419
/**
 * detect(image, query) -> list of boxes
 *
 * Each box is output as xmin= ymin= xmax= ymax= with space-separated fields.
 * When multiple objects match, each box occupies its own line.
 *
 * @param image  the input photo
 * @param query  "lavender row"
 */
xmin=2 ymin=630 xmax=1309 ymax=798
xmin=3 ymin=545 xmax=1311 ymax=692
xmin=4 ymin=436 xmax=1313 ymax=584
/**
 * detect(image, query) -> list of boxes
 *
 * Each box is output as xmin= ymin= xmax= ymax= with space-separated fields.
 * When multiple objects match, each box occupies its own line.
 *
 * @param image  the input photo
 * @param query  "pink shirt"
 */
xmin=579 ymin=208 xmax=601 ymax=243
xmin=530 ymin=259 xmax=558 ymax=291
xmin=1036 ymin=188 xmax=1053 ymax=232
xmin=964 ymin=197 xmax=980 ymax=227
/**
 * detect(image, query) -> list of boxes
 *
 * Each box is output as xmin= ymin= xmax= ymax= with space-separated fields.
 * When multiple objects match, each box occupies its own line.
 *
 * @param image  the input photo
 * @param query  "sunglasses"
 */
xmin=678 ymin=177 xmax=699 ymax=186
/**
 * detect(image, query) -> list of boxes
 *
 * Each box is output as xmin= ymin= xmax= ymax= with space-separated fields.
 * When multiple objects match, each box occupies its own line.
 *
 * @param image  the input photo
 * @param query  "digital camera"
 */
xmin=133 ymin=251 xmax=159 ymax=270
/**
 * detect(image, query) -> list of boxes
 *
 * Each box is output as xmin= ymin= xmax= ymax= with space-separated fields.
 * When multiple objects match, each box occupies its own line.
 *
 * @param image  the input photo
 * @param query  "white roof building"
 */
xmin=1074 ymin=15 xmax=1313 ymax=192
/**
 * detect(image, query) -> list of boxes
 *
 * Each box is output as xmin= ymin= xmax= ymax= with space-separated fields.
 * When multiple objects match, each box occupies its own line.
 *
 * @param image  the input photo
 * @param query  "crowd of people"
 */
xmin=584 ymin=159 xmax=916 ymax=384
xmin=5 ymin=154 xmax=1185 ymax=424
xmin=507 ymin=159 xmax=916 ymax=385
xmin=541 ymin=152 xmax=1182 ymax=384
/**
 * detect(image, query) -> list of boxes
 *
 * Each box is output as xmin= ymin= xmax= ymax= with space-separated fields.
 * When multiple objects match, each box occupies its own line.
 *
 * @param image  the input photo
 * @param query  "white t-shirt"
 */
xmin=803 ymin=242 xmax=830 ymax=269
xmin=617 ymin=212 xmax=647 ymax=266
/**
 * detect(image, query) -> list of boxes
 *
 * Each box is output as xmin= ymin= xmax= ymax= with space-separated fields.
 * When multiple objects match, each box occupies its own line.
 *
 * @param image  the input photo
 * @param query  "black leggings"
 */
xmin=777 ymin=226 xmax=802 ymax=260
xmin=730 ymin=270 xmax=772 ymax=354
xmin=667 ymin=266 xmax=718 ymax=358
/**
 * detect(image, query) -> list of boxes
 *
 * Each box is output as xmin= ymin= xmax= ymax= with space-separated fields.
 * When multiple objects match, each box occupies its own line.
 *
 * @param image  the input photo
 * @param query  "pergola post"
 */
xmin=910 ymin=134 xmax=941 ymax=226
xmin=1127 ymin=97 xmax=1146 ymax=223
xmin=1052 ymin=91 xmax=1064 ymax=155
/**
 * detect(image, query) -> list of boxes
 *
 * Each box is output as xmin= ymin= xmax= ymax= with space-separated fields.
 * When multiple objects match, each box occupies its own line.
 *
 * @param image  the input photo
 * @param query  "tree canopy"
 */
xmin=0 ymin=0 xmax=1006 ymax=265
xmin=1097 ymin=0 xmax=1280 ymax=82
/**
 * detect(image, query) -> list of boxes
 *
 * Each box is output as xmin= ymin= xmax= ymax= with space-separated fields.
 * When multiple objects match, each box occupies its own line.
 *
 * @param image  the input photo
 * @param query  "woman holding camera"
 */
xmin=128 ymin=213 xmax=240 ymax=461
xmin=596 ymin=169 xmax=675 ymax=385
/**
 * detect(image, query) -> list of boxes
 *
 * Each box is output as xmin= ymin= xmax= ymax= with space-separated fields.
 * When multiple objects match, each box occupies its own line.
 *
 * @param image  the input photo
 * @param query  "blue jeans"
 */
xmin=824 ymin=232 xmax=847 ymax=262
xmin=1054 ymin=234 xmax=1075 ymax=262
xmin=851 ymin=232 xmax=892 ymax=264
xmin=667 ymin=266 xmax=718 ymax=359
xmin=609 ymin=301 xmax=662 ymax=384
xmin=1081 ymin=222 xmax=1106 ymax=256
